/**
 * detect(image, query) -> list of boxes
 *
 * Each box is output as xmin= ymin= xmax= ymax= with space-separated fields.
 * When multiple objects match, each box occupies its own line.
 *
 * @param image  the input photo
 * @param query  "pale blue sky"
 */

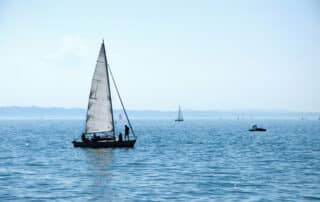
xmin=0 ymin=0 xmax=319 ymax=111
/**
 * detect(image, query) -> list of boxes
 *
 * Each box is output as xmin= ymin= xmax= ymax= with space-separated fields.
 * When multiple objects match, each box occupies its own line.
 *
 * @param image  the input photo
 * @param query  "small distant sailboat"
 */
xmin=249 ymin=124 xmax=267 ymax=132
xmin=72 ymin=41 xmax=136 ymax=148
xmin=175 ymin=105 xmax=184 ymax=122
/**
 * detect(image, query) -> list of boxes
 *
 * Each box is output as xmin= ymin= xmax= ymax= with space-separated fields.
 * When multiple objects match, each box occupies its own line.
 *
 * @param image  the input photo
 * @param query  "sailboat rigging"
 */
xmin=72 ymin=41 xmax=136 ymax=148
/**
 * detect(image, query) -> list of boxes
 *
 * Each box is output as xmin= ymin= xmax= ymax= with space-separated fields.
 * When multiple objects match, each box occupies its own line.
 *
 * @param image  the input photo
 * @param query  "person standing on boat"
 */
xmin=81 ymin=133 xmax=88 ymax=142
xmin=92 ymin=133 xmax=98 ymax=142
xmin=118 ymin=133 xmax=123 ymax=142
xmin=124 ymin=125 xmax=130 ymax=141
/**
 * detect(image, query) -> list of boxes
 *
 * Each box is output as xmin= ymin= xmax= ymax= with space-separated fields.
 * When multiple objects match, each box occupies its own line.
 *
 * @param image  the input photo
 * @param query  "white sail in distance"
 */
xmin=177 ymin=106 xmax=184 ymax=121
xmin=85 ymin=42 xmax=114 ymax=133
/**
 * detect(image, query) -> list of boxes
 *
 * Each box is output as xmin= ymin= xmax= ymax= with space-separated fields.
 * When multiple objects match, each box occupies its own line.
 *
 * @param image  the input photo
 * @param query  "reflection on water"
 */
xmin=83 ymin=149 xmax=114 ymax=200
xmin=84 ymin=149 xmax=112 ymax=173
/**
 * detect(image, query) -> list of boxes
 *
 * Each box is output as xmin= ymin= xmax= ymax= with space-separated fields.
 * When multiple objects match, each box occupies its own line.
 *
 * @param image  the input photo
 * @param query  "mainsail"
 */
xmin=85 ymin=42 xmax=114 ymax=133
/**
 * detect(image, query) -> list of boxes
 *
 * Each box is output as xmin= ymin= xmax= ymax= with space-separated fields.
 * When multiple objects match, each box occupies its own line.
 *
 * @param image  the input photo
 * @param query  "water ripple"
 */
xmin=0 ymin=119 xmax=319 ymax=201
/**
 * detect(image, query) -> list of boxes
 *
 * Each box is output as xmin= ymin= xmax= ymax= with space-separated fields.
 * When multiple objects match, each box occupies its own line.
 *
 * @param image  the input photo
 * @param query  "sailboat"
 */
xmin=72 ymin=41 xmax=136 ymax=148
xmin=175 ymin=105 xmax=184 ymax=122
xmin=249 ymin=124 xmax=267 ymax=132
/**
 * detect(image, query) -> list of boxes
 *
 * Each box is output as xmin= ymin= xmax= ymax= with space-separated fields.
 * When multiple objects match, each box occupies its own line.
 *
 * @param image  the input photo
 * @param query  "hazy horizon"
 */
xmin=1 ymin=0 xmax=319 ymax=111
xmin=0 ymin=105 xmax=319 ymax=113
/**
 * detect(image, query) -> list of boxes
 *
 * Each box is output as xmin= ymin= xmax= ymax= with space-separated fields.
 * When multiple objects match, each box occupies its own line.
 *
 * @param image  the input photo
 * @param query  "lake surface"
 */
xmin=0 ymin=119 xmax=319 ymax=201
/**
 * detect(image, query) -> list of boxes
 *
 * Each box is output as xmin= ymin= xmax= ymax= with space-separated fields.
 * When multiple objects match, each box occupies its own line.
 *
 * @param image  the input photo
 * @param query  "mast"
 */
xmin=102 ymin=41 xmax=116 ymax=137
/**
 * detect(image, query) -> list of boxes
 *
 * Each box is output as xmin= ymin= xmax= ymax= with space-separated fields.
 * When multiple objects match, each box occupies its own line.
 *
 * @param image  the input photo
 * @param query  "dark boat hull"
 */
xmin=72 ymin=139 xmax=136 ymax=148
xmin=249 ymin=128 xmax=267 ymax=132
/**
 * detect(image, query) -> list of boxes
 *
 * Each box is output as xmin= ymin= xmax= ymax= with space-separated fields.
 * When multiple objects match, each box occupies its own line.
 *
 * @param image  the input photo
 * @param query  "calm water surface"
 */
xmin=0 ymin=119 xmax=320 ymax=201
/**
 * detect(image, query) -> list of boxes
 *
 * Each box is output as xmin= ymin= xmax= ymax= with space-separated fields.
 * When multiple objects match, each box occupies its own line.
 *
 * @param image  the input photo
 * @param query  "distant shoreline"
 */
xmin=0 ymin=106 xmax=318 ymax=120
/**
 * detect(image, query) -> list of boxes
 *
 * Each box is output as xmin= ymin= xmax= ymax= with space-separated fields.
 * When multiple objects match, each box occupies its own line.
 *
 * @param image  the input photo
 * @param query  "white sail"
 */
xmin=176 ymin=106 xmax=184 ymax=121
xmin=85 ymin=42 xmax=114 ymax=133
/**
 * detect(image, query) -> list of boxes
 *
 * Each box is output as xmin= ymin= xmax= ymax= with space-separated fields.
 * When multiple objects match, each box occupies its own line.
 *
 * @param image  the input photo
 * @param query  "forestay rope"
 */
xmin=108 ymin=64 xmax=136 ymax=138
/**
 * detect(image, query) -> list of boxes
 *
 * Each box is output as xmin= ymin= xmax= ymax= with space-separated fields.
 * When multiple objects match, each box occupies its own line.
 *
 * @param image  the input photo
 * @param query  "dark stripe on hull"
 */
xmin=72 ymin=140 xmax=136 ymax=148
xmin=249 ymin=129 xmax=267 ymax=132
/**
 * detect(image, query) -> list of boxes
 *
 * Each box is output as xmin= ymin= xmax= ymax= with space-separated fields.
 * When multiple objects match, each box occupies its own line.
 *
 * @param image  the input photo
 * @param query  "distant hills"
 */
xmin=0 ymin=106 xmax=85 ymax=119
xmin=0 ymin=106 xmax=318 ymax=120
